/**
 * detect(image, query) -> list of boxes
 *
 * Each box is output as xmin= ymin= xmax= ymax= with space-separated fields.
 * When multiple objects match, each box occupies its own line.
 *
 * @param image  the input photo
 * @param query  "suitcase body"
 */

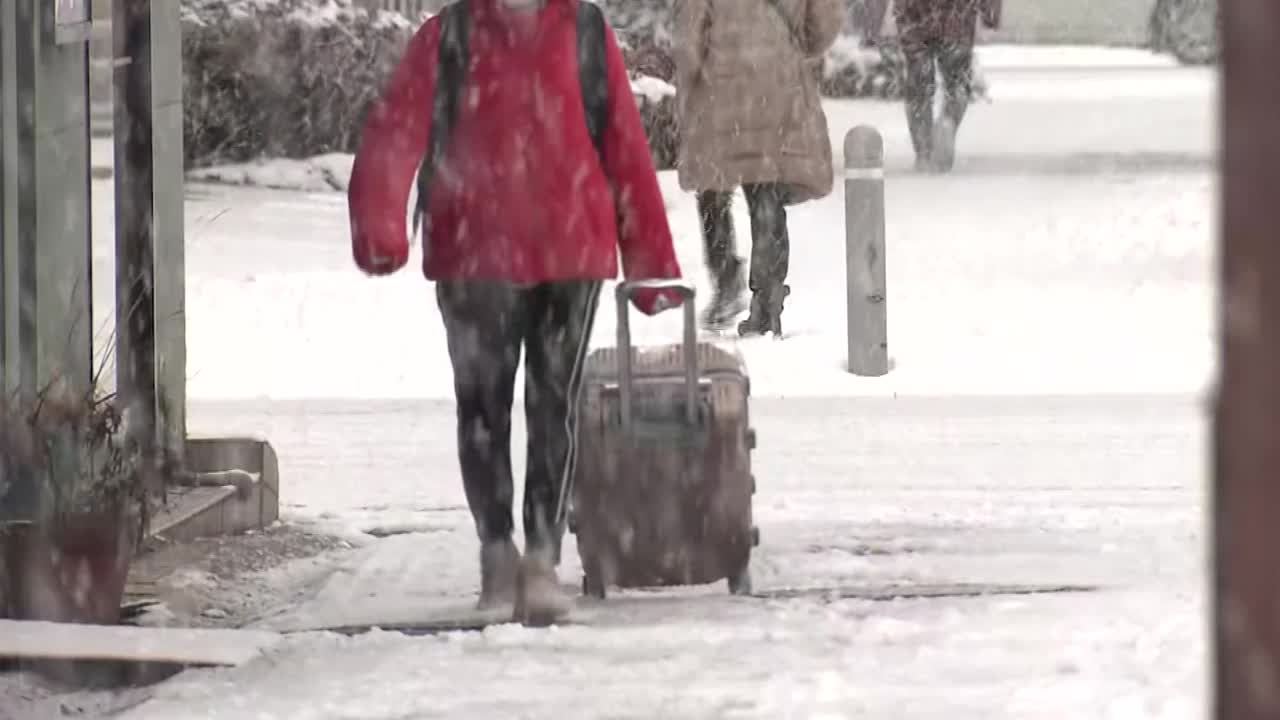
xmin=567 ymin=280 xmax=758 ymax=598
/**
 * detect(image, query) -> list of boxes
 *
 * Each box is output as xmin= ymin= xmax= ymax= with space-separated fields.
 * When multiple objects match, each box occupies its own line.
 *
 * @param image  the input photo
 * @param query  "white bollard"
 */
xmin=843 ymin=125 xmax=889 ymax=377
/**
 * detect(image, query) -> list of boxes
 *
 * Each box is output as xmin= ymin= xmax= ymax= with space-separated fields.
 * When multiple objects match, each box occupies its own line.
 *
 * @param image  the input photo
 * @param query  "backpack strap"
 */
xmin=412 ymin=0 xmax=470 ymax=241
xmin=576 ymin=0 xmax=610 ymax=166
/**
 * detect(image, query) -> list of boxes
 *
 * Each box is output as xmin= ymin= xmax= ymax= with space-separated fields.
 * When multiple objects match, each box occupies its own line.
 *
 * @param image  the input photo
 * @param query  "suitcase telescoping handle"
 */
xmin=615 ymin=279 xmax=700 ymax=428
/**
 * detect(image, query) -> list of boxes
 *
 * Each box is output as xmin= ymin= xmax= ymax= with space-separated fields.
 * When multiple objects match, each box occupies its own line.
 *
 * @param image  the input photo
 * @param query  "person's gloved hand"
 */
xmin=356 ymin=249 xmax=408 ymax=276
xmin=352 ymin=217 xmax=410 ymax=276
xmin=630 ymin=287 xmax=686 ymax=316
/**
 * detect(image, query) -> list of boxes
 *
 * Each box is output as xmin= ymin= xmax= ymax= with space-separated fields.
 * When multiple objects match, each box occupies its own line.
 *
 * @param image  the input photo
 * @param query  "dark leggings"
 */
xmin=696 ymin=183 xmax=790 ymax=292
xmin=901 ymin=36 xmax=976 ymax=160
xmin=436 ymin=280 xmax=602 ymax=558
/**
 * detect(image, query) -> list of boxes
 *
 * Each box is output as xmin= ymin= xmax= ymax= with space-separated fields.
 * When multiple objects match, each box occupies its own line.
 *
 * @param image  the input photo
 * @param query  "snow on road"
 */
xmin=44 ymin=48 xmax=1218 ymax=718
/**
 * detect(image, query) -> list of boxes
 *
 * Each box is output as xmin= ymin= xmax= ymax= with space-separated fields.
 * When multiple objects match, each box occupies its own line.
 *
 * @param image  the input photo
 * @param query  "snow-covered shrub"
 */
xmin=595 ymin=0 xmax=674 ymax=50
xmin=1147 ymin=0 xmax=1217 ymax=65
xmin=184 ymin=0 xmax=681 ymax=168
xmin=632 ymin=76 xmax=677 ymax=170
xmin=821 ymin=37 xmax=990 ymax=101
xmin=182 ymin=0 xmax=415 ymax=167
xmin=822 ymin=36 xmax=906 ymax=99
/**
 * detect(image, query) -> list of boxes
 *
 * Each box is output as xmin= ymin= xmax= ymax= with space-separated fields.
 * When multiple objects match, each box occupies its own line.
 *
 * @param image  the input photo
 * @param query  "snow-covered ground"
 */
xmin=38 ymin=47 xmax=1217 ymax=718
xmin=115 ymin=395 xmax=1206 ymax=720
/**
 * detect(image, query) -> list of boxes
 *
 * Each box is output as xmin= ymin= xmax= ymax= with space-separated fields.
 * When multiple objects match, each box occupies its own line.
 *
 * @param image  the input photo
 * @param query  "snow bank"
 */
xmin=188 ymin=154 xmax=355 ymax=193
xmin=182 ymin=0 xmax=414 ymax=168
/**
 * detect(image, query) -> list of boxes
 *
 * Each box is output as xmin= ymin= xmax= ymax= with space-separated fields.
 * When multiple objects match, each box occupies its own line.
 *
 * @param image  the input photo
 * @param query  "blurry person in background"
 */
xmin=347 ymin=0 xmax=684 ymax=626
xmin=865 ymin=0 xmax=1001 ymax=172
xmin=675 ymin=0 xmax=844 ymax=337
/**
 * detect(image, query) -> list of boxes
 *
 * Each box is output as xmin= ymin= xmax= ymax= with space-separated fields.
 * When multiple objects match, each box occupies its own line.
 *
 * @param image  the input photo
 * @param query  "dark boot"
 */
xmin=738 ymin=284 xmax=790 ymax=337
xmin=700 ymin=260 xmax=749 ymax=330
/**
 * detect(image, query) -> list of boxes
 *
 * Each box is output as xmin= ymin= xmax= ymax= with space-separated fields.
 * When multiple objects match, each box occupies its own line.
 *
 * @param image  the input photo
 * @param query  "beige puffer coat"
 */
xmin=674 ymin=0 xmax=844 ymax=204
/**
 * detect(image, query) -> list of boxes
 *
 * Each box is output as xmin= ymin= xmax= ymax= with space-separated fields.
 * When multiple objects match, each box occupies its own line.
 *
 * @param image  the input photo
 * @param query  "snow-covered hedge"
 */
xmin=1147 ymin=0 xmax=1218 ymax=65
xmin=632 ymin=76 xmax=677 ymax=171
xmin=182 ymin=0 xmax=955 ymax=172
xmin=182 ymin=0 xmax=683 ymax=169
xmin=182 ymin=0 xmax=415 ymax=167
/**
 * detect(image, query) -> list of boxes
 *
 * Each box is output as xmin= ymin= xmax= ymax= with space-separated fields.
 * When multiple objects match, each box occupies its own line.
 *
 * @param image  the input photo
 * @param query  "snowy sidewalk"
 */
xmin=100 ymin=394 xmax=1206 ymax=719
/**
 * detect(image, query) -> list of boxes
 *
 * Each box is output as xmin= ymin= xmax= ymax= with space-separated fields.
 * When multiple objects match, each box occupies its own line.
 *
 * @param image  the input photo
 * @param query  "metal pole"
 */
xmin=843 ymin=125 xmax=888 ymax=377
xmin=1215 ymin=2 xmax=1280 ymax=718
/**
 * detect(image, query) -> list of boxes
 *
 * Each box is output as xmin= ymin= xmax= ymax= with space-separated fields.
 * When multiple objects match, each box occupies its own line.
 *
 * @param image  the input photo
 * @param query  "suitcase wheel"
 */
xmin=752 ymin=526 xmax=760 ymax=547
xmin=582 ymin=573 xmax=607 ymax=600
xmin=751 ymin=474 xmax=756 ymax=495
xmin=746 ymin=428 xmax=757 ymax=450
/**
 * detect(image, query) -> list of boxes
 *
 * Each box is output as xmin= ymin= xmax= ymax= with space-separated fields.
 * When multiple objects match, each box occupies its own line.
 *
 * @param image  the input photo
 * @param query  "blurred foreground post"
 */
xmin=0 ymin=0 xmax=94 ymax=517
xmin=0 ymin=0 xmax=95 ymax=403
xmin=1215 ymin=3 xmax=1280 ymax=718
xmin=843 ymin=125 xmax=888 ymax=376
xmin=114 ymin=0 xmax=186 ymax=465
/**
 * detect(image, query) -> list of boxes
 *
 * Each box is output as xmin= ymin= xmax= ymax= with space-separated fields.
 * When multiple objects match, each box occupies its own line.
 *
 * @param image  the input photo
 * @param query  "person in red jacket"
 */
xmin=347 ymin=0 xmax=684 ymax=626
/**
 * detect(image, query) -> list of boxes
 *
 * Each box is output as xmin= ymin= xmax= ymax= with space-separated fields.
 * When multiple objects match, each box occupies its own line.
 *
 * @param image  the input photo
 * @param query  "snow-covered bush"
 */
xmin=182 ymin=0 xmax=930 ymax=171
xmin=1147 ymin=0 xmax=1218 ymax=65
xmin=183 ymin=0 xmax=415 ymax=167
xmin=821 ymin=38 xmax=989 ymax=100
xmin=183 ymin=0 xmax=680 ymax=169
xmin=822 ymin=36 xmax=906 ymax=99
xmin=595 ymin=0 xmax=674 ymax=51
xmin=632 ymin=76 xmax=677 ymax=170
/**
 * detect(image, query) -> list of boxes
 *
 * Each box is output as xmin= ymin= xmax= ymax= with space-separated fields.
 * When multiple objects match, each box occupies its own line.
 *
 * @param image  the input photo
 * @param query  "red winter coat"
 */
xmin=348 ymin=0 xmax=683 ymax=314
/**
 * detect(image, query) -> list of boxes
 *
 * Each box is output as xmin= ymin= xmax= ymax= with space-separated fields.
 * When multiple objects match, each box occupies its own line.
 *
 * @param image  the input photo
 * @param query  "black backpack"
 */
xmin=412 ymin=0 xmax=611 ymax=240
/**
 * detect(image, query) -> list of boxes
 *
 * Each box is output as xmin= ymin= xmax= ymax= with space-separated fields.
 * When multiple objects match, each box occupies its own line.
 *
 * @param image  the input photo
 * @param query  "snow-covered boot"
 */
xmin=477 ymin=537 xmax=521 ymax=610
xmin=738 ymin=284 xmax=790 ymax=337
xmin=700 ymin=264 xmax=749 ymax=330
xmin=513 ymin=547 xmax=572 ymax=627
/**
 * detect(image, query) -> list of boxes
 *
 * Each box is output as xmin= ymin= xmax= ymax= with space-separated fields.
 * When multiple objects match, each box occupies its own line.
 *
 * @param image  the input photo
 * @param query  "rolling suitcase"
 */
xmin=566 ymin=279 xmax=759 ymax=599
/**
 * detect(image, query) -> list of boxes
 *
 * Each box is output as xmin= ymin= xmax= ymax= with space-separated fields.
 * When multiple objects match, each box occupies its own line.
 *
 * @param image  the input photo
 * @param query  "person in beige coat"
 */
xmin=675 ymin=0 xmax=844 ymax=336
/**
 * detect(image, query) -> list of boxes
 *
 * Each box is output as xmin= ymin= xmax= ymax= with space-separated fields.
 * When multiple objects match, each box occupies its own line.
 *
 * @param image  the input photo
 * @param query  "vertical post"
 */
xmin=2 ymin=0 xmax=94 ymax=401
xmin=151 ymin=0 xmax=187 ymax=466
xmin=113 ymin=0 xmax=156 ymax=460
xmin=1 ymin=0 xmax=94 ymax=518
xmin=113 ymin=0 xmax=186 ymax=470
xmin=843 ymin=125 xmax=888 ymax=377
xmin=1215 ymin=3 xmax=1280 ymax=719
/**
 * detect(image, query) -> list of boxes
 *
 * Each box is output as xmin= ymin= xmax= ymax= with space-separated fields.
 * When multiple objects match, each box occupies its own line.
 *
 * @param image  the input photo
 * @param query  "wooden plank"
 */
xmin=0 ymin=620 xmax=281 ymax=666
xmin=147 ymin=485 xmax=236 ymax=539
xmin=1215 ymin=3 xmax=1280 ymax=719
